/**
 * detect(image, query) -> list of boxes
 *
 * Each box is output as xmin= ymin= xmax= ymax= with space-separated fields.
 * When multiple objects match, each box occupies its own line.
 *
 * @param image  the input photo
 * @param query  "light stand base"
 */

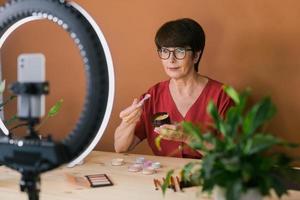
xmin=20 ymin=172 xmax=40 ymax=200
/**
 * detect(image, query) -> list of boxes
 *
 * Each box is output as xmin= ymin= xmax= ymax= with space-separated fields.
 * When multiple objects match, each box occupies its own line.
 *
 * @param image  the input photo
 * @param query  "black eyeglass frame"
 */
xmin=157 ymin=47 xmax=193 ymax=60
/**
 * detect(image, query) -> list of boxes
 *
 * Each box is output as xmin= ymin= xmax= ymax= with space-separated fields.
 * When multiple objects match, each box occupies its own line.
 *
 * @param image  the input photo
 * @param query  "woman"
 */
xmin=114 ymin=18 xmax=233 ymax=158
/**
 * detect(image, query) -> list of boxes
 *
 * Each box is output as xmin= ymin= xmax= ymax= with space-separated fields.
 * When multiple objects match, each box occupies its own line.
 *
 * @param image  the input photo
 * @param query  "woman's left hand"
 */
xmin=155 ymin=123 xmax=190 ymax=143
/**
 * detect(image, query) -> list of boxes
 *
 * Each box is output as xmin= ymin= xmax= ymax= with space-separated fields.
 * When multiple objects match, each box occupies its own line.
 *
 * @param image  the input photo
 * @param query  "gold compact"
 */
xmin=152 ymin=112 xmax=170 ymax=127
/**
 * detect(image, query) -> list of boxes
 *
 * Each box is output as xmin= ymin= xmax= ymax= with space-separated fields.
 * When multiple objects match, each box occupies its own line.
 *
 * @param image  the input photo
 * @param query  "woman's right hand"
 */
xmin=119 ymin=98 xmax=143 ymax=125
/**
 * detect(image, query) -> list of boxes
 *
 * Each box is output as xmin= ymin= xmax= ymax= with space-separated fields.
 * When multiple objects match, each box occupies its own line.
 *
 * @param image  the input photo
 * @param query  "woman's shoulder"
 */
xmin=203 ymin=77 xmax=234 ymax=116
xmin=205 ymin=77 xmax=224 ymax=88
xmin=202 ymin=76 xmax=230 ymax=99
xmin=146 ymin=80 xmax=169 ymax=94
xmin=204 ymin=76 xmax=226 ymax=91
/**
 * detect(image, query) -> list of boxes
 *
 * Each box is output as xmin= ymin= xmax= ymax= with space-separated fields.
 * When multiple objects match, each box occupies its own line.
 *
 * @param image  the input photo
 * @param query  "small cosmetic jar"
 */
xmin=142 ymin=166 xmax=156 ymax=175
xmin=111 ymin=158 xmax=125 ymax=166
xmin=128 ymin=164 xmax=143 ymax=172
xmin=151 ymin=162 xmax=161 ymax=169
xmin=135 ymin=157 xmax=145 ymax=164
xmin=152 ymin=112 xmax=170 ymax=127
xmin=143 ymin=160 xmax=153 ymax=168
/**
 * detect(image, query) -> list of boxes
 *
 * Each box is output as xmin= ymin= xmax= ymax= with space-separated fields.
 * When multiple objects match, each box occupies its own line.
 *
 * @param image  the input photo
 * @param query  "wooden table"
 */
xmin=0 ymin=151 xmax=299 ymax=200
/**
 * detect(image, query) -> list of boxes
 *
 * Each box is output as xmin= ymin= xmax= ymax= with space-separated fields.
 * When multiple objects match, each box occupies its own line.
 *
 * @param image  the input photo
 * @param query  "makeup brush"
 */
xmin=136 ymin=94 xmax=151 ymax=107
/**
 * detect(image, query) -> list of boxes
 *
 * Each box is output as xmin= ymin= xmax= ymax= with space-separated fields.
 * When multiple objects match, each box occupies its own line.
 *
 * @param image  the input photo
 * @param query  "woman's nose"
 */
xmin=169 ymin=52 xmax=176 ymax=63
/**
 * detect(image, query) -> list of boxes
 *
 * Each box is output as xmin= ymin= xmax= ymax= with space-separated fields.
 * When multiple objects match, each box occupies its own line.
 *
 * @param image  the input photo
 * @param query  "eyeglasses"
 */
xmin=157 ymin=47 xmax=193 ymax=60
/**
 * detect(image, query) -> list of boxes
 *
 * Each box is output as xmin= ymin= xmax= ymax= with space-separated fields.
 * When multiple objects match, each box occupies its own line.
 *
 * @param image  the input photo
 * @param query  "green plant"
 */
xmin=35 ymin=98 xmax=63 ymax=130
xmin=162 ymin=86 xmax=298 ymax=200
xmin=0 ymin=80 xmax=18 ymax=126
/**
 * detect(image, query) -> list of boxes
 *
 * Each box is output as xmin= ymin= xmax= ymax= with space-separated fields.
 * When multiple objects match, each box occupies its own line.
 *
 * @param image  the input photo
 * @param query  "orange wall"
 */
xmin=0 ymin=1 xmax=300 ymax=157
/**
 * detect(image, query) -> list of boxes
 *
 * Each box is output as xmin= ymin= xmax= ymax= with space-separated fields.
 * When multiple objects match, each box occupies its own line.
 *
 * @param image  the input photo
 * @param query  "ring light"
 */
xmin=0 ymin=0 xmax=114 ymax=199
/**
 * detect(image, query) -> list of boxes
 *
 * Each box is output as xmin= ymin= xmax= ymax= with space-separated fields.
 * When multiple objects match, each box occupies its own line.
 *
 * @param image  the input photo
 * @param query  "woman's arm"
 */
xmin=114 ymin=120 xmax=141 ymax=153
xmin=114 ymin=99 xmax=143 ymax=153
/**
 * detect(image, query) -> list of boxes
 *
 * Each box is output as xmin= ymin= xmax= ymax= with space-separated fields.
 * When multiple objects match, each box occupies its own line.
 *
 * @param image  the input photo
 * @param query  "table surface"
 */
xmin=0 ymin=151 xmax=299 ymax=200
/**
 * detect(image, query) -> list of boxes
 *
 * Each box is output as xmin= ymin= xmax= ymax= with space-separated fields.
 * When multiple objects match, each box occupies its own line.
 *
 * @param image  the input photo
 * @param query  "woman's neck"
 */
xmin=170 ymin=73 xmax=203 ymax=96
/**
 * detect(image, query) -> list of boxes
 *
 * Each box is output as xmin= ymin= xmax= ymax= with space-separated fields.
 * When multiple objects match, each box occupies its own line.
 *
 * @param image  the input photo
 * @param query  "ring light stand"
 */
xmin=0 ymin=1 xmax=115 ymax=199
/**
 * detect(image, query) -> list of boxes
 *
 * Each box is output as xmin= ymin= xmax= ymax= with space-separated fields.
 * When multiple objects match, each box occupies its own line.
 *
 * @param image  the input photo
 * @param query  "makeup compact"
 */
xmin=152 ymin=112 xmax=170 ymax=127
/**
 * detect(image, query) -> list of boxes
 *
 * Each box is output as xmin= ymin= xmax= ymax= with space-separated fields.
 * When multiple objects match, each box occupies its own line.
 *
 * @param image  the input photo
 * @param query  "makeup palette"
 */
xmin=85 ymin=174 xmax=113 ymax=187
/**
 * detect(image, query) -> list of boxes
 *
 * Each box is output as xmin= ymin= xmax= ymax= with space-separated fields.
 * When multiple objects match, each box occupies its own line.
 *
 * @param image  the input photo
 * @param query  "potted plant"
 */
xmin=161 ymin=86 xmax=298 ymax=200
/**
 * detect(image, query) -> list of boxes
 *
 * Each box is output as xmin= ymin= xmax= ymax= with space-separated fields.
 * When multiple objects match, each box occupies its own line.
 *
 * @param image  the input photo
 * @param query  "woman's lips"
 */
xmin=167 ymin=67 xmax=180 ymax=70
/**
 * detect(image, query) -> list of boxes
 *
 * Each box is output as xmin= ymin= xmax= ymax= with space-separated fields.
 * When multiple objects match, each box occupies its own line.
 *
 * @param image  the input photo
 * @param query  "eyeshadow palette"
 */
xmin=85 ymin=174 xmax=113 ymax=187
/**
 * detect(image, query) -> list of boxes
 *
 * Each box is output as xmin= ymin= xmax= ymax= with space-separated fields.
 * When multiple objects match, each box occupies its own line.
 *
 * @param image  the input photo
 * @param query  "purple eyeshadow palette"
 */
xmin=85 ymin=174 xmax=113 ymax=187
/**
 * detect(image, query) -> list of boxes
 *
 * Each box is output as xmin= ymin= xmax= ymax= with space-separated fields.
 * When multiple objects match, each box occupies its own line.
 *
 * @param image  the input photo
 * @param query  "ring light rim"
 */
xmin=0 ymin=1 xmax=115 ymax=167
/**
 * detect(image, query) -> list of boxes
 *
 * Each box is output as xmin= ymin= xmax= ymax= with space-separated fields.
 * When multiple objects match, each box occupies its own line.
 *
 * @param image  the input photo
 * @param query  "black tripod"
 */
xmin=19 ymin=118 xmax=42 ymax=200
xmin=20 ymin=171 xmax=40 ymax=200
xmin=10 ymin=82 xmax=49 ymax=200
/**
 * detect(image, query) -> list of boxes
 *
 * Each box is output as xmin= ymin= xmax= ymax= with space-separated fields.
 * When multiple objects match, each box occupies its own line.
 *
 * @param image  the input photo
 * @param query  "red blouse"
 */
xmin=134 ymin=78 xmax=233 ymax=159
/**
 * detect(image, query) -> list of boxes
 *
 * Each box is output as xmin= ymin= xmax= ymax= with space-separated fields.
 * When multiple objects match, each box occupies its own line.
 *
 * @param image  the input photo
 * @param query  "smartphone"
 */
xmin=17 ymin=53 xmax=45 ymax=118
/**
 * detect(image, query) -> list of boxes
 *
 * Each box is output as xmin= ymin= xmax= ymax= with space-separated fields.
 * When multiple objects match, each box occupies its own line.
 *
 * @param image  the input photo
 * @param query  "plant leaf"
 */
xmin=155 ymin=135 xmax=162 ymax=151
xmin=207 ymin=101 xmax=226 ymax=136
xmin=223 ymin=85 xmax=240 ymax=105
xmin=4 ymin=115 xmax=18 ymax=126
xmin=224 ymin=106 xmax=240 ymax=137
xmin=182 ymin=121 xmax=202 ymax=141
xmin=221 ymin=156 xmax=240 ymax=172
xmin=202 ymin=153 xmax=218 ymax=179
xmin=0 ymin=95 xmax=16 ymax=108
xmin=0 ymin=80 xmax=5 ymax=93
xmin=243 ymin=134 xmax=281 ymax=155
xmin=273 ymin=167 xmax=300 ymax=197
xmin=270 ymin=174 xmax=288 ymax=197
xmin=226 ymin=180 xmax=242 ymax=200
xmin=182 ymin=162 xmax=198 ymax=182
xmin=182 ymin=121 xmax=204 ymax=150
xmin=48 ymin=99 xmax=63 ymax=117
xmin=243 ymin=97 xmax=276 ymax=136
xmin=162 ymin=170 xmax=174 ymax=195
xmin=36 ymin=99 xmax=64 ymax=130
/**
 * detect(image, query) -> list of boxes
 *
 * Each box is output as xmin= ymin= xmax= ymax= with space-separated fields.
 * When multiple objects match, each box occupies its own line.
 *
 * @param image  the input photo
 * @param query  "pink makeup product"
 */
xmin=128 ymin=164 xmax=143 ymax=172
xmin=143 ymin=160 xmax=153 ymax=168
xmin=142 ymin=166 xmax=156 ymax=175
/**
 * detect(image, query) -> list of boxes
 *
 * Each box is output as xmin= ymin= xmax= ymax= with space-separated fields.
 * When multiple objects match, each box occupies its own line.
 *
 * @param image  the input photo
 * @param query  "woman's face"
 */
xmin=159 ymin=47 xmax=199 ymax=80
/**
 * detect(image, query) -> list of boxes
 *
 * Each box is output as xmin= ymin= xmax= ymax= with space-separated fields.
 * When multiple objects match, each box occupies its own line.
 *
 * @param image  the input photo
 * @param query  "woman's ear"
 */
xmin=193 ymin=51 xmax=201 ymax=64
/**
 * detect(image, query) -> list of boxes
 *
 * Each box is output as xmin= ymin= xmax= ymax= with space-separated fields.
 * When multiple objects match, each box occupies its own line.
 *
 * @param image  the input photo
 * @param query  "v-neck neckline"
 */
xmin=167 ymin=77 xmax=210 ymax=119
